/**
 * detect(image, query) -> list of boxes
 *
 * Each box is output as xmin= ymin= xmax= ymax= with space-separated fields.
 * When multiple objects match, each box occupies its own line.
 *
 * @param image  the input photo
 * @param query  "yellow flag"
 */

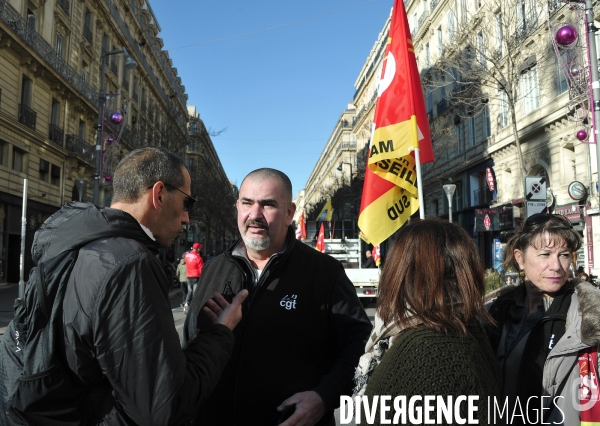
xmin=317 ymin=198 xmax=333 ymax=222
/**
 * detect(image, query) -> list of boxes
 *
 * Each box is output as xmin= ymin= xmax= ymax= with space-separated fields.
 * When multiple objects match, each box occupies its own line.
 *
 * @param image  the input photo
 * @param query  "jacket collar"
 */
xmin=575 ymin=280 xmax=600 ymax=346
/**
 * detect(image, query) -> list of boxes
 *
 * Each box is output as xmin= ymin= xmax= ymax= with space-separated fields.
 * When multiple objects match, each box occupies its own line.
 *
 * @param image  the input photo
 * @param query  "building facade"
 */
xmin=301 ymin=0 xmax=600 ymax=274
xmin=0 ymin=0 xmax=230 ymax=283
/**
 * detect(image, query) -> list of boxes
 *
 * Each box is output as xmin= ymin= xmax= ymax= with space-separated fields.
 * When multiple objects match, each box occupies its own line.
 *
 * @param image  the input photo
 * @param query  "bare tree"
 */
xmin=425 ymin=0 xmax=560 ymax=184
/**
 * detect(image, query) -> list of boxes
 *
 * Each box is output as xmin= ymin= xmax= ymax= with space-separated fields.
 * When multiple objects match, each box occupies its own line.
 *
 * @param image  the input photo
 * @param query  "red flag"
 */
xmin=372 ymin=245 xmax=381 ymax=267
xmin=295 ymin=212 xmax=306 ymax=240
xmin=358 ymin=0 xmax=434 ymax=246
xmin=316 ymin=222 xmax=325 ymax=253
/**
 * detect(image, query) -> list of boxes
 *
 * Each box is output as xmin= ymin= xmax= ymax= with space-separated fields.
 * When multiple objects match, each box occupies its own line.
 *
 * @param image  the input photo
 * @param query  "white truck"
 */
xmin=306 ymin=237 xmax=379 ymax=307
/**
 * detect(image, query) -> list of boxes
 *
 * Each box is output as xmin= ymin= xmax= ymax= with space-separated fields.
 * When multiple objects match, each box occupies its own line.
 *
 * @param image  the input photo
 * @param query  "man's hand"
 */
xmin=202 ymin=290 xmax=248 ymax=331
xmin=277 ymin=391 xmax=325 ymax=426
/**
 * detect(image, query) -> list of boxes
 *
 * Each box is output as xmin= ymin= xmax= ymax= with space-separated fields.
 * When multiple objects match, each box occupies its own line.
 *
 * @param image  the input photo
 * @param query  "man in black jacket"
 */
xmin=50 ymin=148 xmax=246 ymax=425
xmin=183 ymin=168 xmax=372 ymax=426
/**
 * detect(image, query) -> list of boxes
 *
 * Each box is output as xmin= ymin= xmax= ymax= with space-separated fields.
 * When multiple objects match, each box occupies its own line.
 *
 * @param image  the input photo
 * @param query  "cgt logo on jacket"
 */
xmin=280 ymin=294 xmax=298 ymax=310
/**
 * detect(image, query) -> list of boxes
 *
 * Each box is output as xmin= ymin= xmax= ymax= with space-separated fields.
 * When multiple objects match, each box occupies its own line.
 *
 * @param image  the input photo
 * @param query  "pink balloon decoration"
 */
xmin=107 ymin=136 xmax=115 ymax=143
xmin=105 ymin=175 xmax=112 ymax=182
xmin=570 ymin=64 xmax=582 ymax=77
xmin=555 ymin=25 xmax=578 ymax=46
xmin=576 ymin=130 xmax=588 ymax=141
xmin=110 ymin=112 xmax=124 ymax=125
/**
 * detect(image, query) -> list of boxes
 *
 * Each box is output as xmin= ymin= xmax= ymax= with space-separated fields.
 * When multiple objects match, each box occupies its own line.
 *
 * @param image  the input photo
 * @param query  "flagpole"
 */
xmin=414 ymin=148 xmax=425 ymax=219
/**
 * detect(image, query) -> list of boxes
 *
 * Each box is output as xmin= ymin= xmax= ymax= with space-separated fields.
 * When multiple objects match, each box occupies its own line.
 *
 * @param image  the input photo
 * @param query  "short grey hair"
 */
xmin=112 ymin=147 xmax=189 ymax=203
xmin=241 ymin=168 xmax=293 ymax=203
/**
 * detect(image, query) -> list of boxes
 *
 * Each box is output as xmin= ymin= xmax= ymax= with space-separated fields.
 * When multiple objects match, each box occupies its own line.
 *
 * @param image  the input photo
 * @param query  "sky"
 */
xmin=149 ymin=0 xmax=392 ymax=198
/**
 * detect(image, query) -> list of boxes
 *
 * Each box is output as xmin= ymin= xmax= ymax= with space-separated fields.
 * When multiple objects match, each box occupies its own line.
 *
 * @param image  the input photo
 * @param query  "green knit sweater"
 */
xmin=364 ymin=321 xmax=499 ymax=425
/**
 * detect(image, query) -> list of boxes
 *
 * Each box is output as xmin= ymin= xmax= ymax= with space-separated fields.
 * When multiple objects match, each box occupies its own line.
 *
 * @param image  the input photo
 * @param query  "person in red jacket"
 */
xmin=184 ymin=242 xmax=204 ymax=311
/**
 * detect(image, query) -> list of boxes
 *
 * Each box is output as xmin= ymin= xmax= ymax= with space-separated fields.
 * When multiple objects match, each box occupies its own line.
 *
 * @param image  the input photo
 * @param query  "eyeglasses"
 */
xmin=523 ymin=213 xmax=572 ymax=230
xmin=163 ymin=183 xmax=197 ymax=212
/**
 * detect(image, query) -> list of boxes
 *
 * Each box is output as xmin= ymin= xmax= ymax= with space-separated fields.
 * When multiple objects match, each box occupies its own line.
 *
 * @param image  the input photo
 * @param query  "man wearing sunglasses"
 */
xmin=10 ymin=147 xmax=247 ymax=425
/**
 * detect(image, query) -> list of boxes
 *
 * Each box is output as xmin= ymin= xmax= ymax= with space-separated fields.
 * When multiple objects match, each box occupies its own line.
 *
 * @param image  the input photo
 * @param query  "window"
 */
xmin=521 ymin=67 xmax=540 ymax=115
xmin=425 ymin=44 xmax=430 ymax=68
xmin=0 ymin=139 xmax=5 ymax=166
xmin=39 ymin=159 xmax=49 ymax=181
xmin=13 ymin=147 xmax=26 ymax=173
xmin=495 ymin=14 xmax=503 ymax=58
xmin=437 ymin=27 xmax=443 ymax=55
xmin=413 ymin=13 xmax=418 ymax=32
xmin=55 ymin=32 xmax=65 ymax=58
xmin=460 ymin=0 xmax=467 ymax=24
xmin=498 ymin=90 xmax=509 ymax=128
xmin=483 ymin=105 xmax=491 ymax=138
xmin=78 ymin=120 xmax=86 ymax=140
xmin=448 ymin=11 xmax=455 ymax=41
xmin=21 ymin=75 xmax=33 ymax=107
xmin=51 ymin=99 xmax=60 ymax=125
xmin=83 ymin=9 xmax=93 ymax=43
xmin=82 ymin=61 xmax=89 ymax=83
xmin=468 ymin=116 xmax=476 ymax=147
xmin=51 ymin=164 xmax=61 ymax=186
xmin=557 ymin=51 xmax=568 ymax=94
xmin=455 ymin=124 xmax=463 ymax=154
xmin=27 ymin=8 xmax=37 ymax=32
xmin=476 ymin=31 xmax=485 ymax=67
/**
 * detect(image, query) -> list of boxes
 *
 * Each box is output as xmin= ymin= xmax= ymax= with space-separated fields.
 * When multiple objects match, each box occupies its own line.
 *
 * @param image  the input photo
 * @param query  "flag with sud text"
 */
xmin=295 ymin=212 xmax=306 ymax=240
xmin=316 ymin=222 xmax=326 ymax=253
xmin=358 ymin=0 xmax=435 ymax=246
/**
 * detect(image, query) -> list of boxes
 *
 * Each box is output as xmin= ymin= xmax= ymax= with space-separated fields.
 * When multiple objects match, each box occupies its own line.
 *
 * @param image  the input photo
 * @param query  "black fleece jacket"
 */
xmin=35 ymin=202 xmax=234 ymax=425
xmin=183 ymin=227 xmax=372 ymax=426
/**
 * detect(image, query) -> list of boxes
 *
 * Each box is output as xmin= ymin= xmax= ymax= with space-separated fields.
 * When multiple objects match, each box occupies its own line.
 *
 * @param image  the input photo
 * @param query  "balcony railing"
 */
xmin=19 ymin=103 xmax=36 ymax=129
xmin=473 ymin=187 xmax=493 ymax=206
xmin=66 ymin=134 xmax=94 ymax=162
xmin=57 ymin=0 xmax=69 ymax=15
xmin=431 ymin=0 xmax=441 ymax=12
xmin=49 ymin=124 xmax=64 ymax=146
xmin=82 ymin=24 xmax=93 ymax=43
xmin=0 ymin=0 xmax=96 ymax=105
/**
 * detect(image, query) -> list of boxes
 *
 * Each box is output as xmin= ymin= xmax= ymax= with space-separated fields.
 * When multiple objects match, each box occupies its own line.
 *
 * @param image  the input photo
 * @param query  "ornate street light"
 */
xmin=443 ymin=184 xmax=457 ymax=224
xmin=93 ymin=48 xmax=137 ymax=205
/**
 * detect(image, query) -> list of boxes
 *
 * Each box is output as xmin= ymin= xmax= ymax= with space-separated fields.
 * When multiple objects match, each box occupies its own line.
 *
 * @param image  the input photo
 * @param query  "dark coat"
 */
xmin=183 ymin=227 xmax=372 ymax=426
xmin=37 ymin=202 xmax=234 ymax=425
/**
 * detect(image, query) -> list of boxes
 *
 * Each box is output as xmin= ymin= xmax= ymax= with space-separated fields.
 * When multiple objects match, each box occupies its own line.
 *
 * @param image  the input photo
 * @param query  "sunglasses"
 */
xmin=163 ymin=183 xmax=197 ymax=212
xmin=523 ymin=213 xmax=572 ymax=229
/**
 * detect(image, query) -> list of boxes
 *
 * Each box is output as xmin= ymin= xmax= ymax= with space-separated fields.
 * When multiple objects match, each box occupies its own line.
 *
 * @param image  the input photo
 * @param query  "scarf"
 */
xmin=353 ymin=313 xmax=413 ymax=396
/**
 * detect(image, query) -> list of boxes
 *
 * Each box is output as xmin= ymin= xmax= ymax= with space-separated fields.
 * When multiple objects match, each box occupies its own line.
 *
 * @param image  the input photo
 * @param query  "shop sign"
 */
xmin=555 ymin=203 xmax=584 ymax=223
xmin=475 ymin=208 xmax=499 ymax=232
xmin=568 ymin=181 xmax=587 ymax=201
xmin=486 ymin=167 xmax=495 ymax=192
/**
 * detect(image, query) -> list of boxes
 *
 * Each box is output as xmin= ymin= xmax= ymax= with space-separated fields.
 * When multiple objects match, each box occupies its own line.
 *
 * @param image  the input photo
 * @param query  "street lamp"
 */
xmin=443 ymin=184 xmax=457 ymax=223
xmin=93 ymin=47 xmax=137 ymax=206
xmin=337 ymin=162 xmax=353 ymax=186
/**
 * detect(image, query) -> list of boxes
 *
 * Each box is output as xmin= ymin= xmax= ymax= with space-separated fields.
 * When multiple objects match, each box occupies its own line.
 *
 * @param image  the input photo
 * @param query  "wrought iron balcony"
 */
xmin=0 ymin=0 xmax=96 ymax=105
xmin=19 ymin=103 xmax=36 ymax=129
xmin=57 ymin=0 xmax=69 ymax=15
xmin=82 ymin=24 xmax=93 ymax=44
xmin=66 ymin=134 xmax=94 ymax=162
xmin=49 ymin=124 xmax=64 ymax=146
xmin=431 ymin=0 xmax=441 ymax=12
xmin=418 ymin=10 xmax=429 ymax=29
xmin=473 ymin=187 xmax=493 ymax=206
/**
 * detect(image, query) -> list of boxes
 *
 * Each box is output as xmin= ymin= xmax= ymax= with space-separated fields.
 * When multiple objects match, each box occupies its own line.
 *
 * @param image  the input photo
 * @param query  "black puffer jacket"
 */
xmin=36 ymin=202 xmax=234 ymax=425
xmin=183 ymin=227 xmax=372 ymax=426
